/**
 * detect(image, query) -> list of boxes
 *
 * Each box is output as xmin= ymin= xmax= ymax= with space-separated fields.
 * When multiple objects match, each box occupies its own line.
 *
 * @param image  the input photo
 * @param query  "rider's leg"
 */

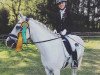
xmin=61 ymin=35 xmax=78 ymax=68
xmin=71 ymin=49 xmax=78 ymax=68
xmin=61 ymin=35 xmax=72 ymax=55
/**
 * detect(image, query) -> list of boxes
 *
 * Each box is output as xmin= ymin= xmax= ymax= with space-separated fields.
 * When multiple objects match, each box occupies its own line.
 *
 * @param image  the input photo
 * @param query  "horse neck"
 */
xmin=29 ymin=20 xmax=56 ymax=42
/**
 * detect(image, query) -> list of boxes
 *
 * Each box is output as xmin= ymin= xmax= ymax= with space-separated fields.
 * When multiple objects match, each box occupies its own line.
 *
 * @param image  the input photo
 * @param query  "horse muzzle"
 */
xmin=6 ymin=38 xmax=17 ymax=48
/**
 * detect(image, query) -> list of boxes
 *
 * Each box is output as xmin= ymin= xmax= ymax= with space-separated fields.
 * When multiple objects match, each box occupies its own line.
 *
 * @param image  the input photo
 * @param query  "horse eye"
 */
xmin=16 ymin=26 xmax=21 ymax=30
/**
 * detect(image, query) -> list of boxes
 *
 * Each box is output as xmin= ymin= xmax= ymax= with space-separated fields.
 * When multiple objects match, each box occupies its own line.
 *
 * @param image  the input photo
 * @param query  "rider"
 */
xmin=47 ymin=0 xmax=78 ymax=68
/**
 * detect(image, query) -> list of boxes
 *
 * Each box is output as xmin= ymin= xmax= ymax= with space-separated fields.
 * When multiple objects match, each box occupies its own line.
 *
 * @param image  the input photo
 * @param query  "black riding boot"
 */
xmin=72 ymin=50 xmax=78 ymax=68
xmin=61 ymin=34 xmax=78 ymax=68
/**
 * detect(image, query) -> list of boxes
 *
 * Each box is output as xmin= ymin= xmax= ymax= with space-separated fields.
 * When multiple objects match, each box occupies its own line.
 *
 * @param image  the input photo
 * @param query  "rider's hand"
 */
xmin=53 ymin=29 xmax=57 ymax=33
xmin=60 ymin=29 xmax=67 ymax=35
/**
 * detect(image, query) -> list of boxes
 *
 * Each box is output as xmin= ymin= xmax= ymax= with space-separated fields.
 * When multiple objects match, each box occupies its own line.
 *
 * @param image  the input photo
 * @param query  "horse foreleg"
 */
xmin=71 ymin=68 xmax=77 ymax=75
xmin=53 ymin=69 xmax=60 ymax=75
xmin=45 ymin=68 xmax=53 ymax=75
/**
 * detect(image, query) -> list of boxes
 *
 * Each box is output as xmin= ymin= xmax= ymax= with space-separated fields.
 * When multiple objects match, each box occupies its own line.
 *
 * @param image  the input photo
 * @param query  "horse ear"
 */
xmin=18 ymin=13 xmax=24 ymax=21
xmin=26 ymin=18 xmax=29 ymax=22
xmin=18 ymin=13 xmax=24 ymax=18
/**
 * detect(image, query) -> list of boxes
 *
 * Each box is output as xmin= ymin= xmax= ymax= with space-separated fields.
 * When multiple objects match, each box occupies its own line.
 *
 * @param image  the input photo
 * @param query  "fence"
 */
xmin=0 ymin=32 xmax=100 ymax=42
xmin=72 ymin=32 xmax=100 ymax=38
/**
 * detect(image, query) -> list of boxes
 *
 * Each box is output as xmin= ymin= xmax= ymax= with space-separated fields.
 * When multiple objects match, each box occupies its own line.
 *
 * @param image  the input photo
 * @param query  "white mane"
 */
xmin=30 ymin=18 xmax=53 ymax=33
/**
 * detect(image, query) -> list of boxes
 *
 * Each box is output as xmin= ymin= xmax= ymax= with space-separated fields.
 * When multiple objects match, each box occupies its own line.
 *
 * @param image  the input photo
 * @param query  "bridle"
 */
xmin=8 ymin=20 xmax=30 ymax=41
xmin=8 ymin=20 xmax=61 ymax=44
xmin=8 ymin=34 xmax=18 ymax=39
xmin=8 ymin=19 xmax=85 ymax=49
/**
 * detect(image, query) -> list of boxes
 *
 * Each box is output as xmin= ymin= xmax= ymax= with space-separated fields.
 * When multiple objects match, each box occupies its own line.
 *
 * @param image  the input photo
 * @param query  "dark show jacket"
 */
xmin=47 ymin=6 xmax=73 ymax=34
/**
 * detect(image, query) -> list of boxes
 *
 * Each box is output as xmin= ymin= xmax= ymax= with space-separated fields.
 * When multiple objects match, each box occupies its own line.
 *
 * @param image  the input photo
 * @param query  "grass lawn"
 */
xmin=0 ymin=38 xmax=100 ymax=75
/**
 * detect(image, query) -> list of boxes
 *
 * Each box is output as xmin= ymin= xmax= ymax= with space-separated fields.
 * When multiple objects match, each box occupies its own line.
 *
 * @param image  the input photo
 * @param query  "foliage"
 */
xmin=0 ymin=0 xmax=100 ymax=34
xmin=46 ymin=0 xmax=100 ymax=32
xmin=0 ymin=8 xmax=11 ymax=34
xmin=0 ymin=0 xmax=47 ymax=25
xmin=0 ymin=0 xmax=47 ymax=34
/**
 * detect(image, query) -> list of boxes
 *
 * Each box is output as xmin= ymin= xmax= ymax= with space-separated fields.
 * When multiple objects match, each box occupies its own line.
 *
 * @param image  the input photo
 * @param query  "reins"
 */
xmin=32 ymin=36 xmax=61 ymax=43
xmin=31 ymin=33 xmax=85 ymax=48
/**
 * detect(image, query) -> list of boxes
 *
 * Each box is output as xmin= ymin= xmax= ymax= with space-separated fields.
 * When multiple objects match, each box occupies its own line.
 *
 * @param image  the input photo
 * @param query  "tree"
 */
xmin=0 ymin=0 xmax=100 ymax=33
xmin=0 ymin=8 xmax=11 ymax=34
xmin=45 ymin=0 xmax=100 ymax=32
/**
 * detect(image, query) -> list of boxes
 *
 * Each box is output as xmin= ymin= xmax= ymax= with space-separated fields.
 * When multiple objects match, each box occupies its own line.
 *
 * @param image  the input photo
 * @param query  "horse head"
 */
xmin=6 ymin=14 xmax=30 ymax=49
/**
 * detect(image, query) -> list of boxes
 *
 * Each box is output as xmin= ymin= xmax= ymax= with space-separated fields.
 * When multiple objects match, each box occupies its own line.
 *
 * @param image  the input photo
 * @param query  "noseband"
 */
xmin=8 ymin=20 xmax=30 ymax=40
xmin=8 ymin=34 xmax=18 ymax=40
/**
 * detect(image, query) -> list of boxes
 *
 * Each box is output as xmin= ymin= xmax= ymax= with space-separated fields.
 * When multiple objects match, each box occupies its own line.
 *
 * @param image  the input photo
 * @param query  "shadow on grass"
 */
xmin=78 ymin=48 xmax=100 ymax=75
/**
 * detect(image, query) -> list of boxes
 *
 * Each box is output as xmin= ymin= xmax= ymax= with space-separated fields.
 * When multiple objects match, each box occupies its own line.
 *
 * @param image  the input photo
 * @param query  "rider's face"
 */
xmin=58 ymin=2 xmax=66 ymax=10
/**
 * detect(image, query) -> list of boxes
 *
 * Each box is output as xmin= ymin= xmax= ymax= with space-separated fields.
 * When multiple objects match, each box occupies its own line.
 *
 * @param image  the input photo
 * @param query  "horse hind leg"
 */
xmin=76 ymin=45 xmax=84 ymax=70
xmin=77 ymin=55 xmax=83 ymax=70
xmin=71 ymin=45 xmax=84 ymax=75
xmin=71 ymin=68 xmax=78 ymax=75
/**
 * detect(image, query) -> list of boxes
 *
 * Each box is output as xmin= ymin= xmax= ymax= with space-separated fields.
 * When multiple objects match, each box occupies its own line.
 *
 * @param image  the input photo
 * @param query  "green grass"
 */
xmin=0 ymin=38 xmax=100 ymax=75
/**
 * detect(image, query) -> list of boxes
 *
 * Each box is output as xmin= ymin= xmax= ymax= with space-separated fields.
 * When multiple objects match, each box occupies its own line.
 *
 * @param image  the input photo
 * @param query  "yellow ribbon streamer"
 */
xmin=16 ymin=32 xmax=23 ymax=52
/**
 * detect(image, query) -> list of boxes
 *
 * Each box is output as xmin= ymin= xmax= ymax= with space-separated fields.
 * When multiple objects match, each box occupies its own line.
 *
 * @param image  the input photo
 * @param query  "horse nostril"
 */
xmin=11 ymin=43 xmax=16 ymax=48
xmin=6 ymin=39 xmax=17 ymax=48
xmin=6 ymin=41 xmax=10 ymax=46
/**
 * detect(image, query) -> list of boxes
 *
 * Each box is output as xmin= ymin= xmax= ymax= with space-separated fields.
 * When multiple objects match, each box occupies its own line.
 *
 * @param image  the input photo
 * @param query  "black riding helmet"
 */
xmin=56 ymin=0 xmax=67 ymax=4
